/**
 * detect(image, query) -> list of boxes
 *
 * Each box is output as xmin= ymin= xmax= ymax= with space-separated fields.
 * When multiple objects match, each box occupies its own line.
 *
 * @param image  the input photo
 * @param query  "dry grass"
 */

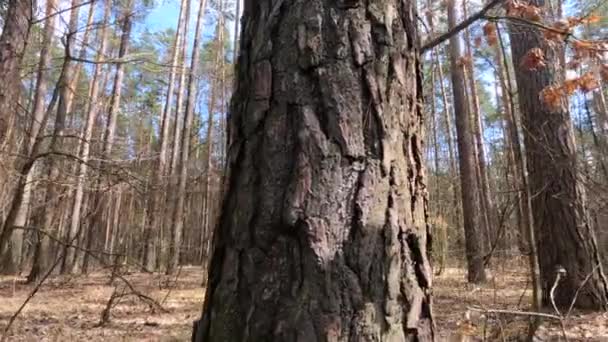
xmin=0 ymin=266 xmax=204 ymax=341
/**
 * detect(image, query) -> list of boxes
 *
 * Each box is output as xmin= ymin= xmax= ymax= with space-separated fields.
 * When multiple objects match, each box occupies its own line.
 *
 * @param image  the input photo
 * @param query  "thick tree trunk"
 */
xmin=0 ymin=0 xmax=33 ymax=273
xmin=0 ymin=0 xmax=32 ymax=145
xmin=0 ymin=0 xmax=55 ymax=274
xmin=496 ymin=28 xmax=542 ymax=310
xmin=193 ymin=1 xmax=434 ymax=341
xmin=446 ymin=0 xmax=486 ymax=283
xmin=508 ymin=0 xmax=608 ymax=309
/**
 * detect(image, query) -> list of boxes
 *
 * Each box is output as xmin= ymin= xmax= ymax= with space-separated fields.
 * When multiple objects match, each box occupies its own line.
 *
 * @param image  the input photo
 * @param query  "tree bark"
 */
xmin=462 ymin=0 xmax=495 ymax=250
xmin=0 ymin=0 xmax=32 ymax=146
xmin=446 ymin=0 xmax=486 ymax=283
xmin=496 ymin=26 xmax=541 ymax=310
xmin=0 ymin=0 xmax=55 ymax=274
xmin=508 ymin=0 xmax=608 ymax=309
xmin=193 ymin=1 xmax=434 ymax=341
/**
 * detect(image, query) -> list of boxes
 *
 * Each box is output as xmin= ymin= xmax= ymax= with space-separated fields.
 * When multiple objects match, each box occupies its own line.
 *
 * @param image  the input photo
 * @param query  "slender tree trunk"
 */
xmin=199 ymin=59 xmax=219 ymax=272
xmin=462 ymin=1 xmax=495 ymax=250
xmin=232 ymin=0 xmax=241 ymax=62
xmin=63 ymin=0 xmax=111 ymax=274
xmin=167 ymin=0 xmax=208 ymax=275
xmin=193 ymin=1 xmax=434 ymax=340
xmin=446 ymin=0 xmax=486 ymax=283
xmin=164 ymin=0 xmax=192 ymax=273
xmin=508 ymin=0 xmax=608 ymax=309
xmin=67 ymin=0 xmax=95 ymax=123
xmin=589 ymin=83 xmax=608 ymax=178
xmin=143 ymin=0 xmax=188 ymax=271
xmin=436 ymin=47 xmax=462 ymax=243
xmin=80 ymin=0 xmax=134 ymax=274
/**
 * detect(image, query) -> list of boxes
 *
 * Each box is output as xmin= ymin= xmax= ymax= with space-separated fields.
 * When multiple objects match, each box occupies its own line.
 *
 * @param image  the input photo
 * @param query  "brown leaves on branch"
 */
xmin=483 ymin=23 xmax=498 ymax=46
xmin=540 ymin=72 xmax=600 ymax=111
xmin=543 ymin=15 xmax=603 ymax=43
xmin=505 ymin=0 xmax=542 ymax=22
xmin=520 ymin=48 xmax=546 ymax=70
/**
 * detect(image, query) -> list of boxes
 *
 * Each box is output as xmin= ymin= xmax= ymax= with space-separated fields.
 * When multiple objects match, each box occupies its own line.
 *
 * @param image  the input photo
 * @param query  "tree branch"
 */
xmin=420 ymin=0 xmax=505 ymax=53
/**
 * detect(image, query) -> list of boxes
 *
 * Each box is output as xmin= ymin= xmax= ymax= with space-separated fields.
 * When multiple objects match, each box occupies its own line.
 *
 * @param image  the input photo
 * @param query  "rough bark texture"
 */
xmin=193 ymin=1 xmax=434 ymax=341
xmin=0 ymin=0 xmax=32 ymax=145
xmin=446 ymin=0 xmax=486 ymax=283
xmin=509 ymin=0 xmax=608 ymax=309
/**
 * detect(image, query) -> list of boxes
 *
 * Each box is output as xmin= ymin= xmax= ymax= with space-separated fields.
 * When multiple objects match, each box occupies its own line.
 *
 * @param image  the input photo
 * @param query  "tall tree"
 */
xmin=143 ymin=0 xmax=189 ymax=271
xmin=64 ymin=0 xmax=112 ymax=274
xmin=193 ymin=0 xmax=434 ymax=340
xmin=168 ymin=0 xmax=208 ymax=275
xmin=462 ymin=0 xmax=495 ymax=248
xmin=446 ymin=0 xmax=486 ymax=283
xmin=0 ymin=0 xmax=54 ymax=273
xmin=509 ymin=0 xmax=608 ymax=308
xmin=199 ymin=8 xmax=224 ymax=271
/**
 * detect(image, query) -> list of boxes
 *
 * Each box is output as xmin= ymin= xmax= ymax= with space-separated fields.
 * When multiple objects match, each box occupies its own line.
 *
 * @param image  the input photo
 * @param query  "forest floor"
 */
xmin=435 ymin=258 xmax=608 ymax=341
xmin=0 ymin=266 xmax=204 ymax=341
xmin=1 ymin=261 xmax=607 ymax=341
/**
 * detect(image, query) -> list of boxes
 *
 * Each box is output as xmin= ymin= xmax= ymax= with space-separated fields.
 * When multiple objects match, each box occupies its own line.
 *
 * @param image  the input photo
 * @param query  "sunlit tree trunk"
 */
xmin=462 ymin=0 xmax=495 ymax=250
xmin=446 ymin=0 xmax=486 ymax=283
xmin=0 ymin=0 xmax=32 ymax=146
xmin=193 ymin=1 xmax=434 ymax=340
xmin=143 ymin=0 xmax=188 ymax=271
xmin=0 ymin=0 xmax=57 ymax=274
xmin=167 ymin=0 xmax=208 ymax=275
xmin=63 ymin=0 xmax=111 ymax=274
xmin=0 ymin=0 xmax=34 ymax=274
xmin=508 ymin=0 xmax=608 ymax=309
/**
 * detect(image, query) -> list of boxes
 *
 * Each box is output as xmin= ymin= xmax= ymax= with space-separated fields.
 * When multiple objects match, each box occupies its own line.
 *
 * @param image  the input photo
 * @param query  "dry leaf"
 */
xmin=520 ymin=47 xmax=546 ymax=70
xmin=540 ymin=85 xmax=564 ymax=111
xmin=578 ymin=72 xmax=600 ymax=92
xmin=483 ymin=22 xmax=498 ymax=46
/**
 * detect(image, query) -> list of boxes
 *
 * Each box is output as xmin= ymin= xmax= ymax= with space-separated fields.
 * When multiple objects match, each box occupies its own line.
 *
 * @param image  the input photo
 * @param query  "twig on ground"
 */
xmin=468 ymin=307 xmax=561 ymax=321
xmin=550 ymin=266 xmax=569 ymax=342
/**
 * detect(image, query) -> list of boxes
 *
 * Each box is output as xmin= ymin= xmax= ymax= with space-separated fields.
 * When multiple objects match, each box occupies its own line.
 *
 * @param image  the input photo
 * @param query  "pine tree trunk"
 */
xmin=193 ymin=1 xmax=434 ymax=340
xmin=446 ymin=0 xmax=486 ymax=283
xmin=435 ymin=46 xmax=462 ymax=243
xmin=0 ymin=0 xmax=33 ymax=273
xmin=143 ymin=0 xmax=188 ymax=271
xmin=462 ymin=2 xmax=495 ymax=250
xmin=0 ymin=0 xmax=32 ymax=146
xmin=508 ymin=0 xmax=608 ymax=309
xmin=0 ymin=0 xmax=56 ymax=274
xmin=168 ymin=0 xmax=208 ymax=275
xmin=496 ymin=27 xmax=542 ymax=309
xmin=63 ymin=0 xmax=111 ymax=274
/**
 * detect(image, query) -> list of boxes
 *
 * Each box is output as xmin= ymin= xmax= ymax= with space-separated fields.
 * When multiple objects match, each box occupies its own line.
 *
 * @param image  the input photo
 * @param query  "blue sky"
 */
xmin=144 ymin=0 xmax=237 ymax=45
